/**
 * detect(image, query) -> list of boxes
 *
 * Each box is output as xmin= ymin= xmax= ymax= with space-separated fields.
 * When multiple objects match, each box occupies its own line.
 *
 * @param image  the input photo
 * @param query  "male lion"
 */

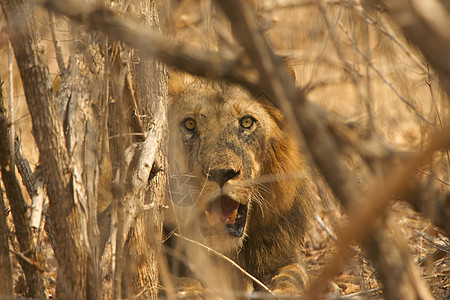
xmin=167 ymin=78 xmax=315 ymax=296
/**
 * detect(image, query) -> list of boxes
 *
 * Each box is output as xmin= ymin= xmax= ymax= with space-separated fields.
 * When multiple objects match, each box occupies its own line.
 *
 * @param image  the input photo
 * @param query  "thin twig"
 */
xmin=415 ymin=230 xmax=450 ymax=254
xmin=417 ymin=169 xmax=450 ymax=187
xmin=314 ymin=214 xmax=338 ymax=241
xmin=315 ymin=0 xmax=367 ymax=118
xmin=361 ymin=11 xmax=429 ymax=76
xmin=173 ymin=232 xmax=275 ymax=296
xmin=363 ymin=15 xmax=374 ymax=130
xmin=426 ymin=66 xmax=450 ymax=166
xmin=304 ymin=5 xmax=343 ymax=93
xmin=9 ymin=249 xmax=44 ymax=273
xmin=337 ymin=21 xmax=432 ymax=124
xmin=377 ymin=0 xmax=450 ymax=97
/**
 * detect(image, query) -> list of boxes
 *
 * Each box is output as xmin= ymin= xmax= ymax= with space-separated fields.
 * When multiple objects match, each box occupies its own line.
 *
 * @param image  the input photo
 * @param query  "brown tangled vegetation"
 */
xmin=0 ymin=0 xmax=449 ymax=299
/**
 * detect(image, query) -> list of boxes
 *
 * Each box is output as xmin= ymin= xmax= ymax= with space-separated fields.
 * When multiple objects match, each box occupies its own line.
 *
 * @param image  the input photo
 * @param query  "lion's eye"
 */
xmin=184 ymin=118 xmax=196 ymax=131
xmin=240 ymin=116 xmax=254 ymax=129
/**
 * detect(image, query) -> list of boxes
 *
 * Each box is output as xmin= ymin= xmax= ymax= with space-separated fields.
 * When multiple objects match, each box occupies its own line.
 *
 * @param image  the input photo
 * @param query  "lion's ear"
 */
xmin=252 ymin=56 xmax=296 ymax=112
xmin=282 ymin=56 xmax=296 ymax=82
xmin=168 ymin=69 xmax=196 ymax=97
xmin=286 ymin=63 xmax=296 ymax=82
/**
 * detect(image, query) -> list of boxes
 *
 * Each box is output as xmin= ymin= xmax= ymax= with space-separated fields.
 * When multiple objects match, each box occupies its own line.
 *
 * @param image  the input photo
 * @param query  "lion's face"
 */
xmin=169 ymin=81 xmax=301 ymax=253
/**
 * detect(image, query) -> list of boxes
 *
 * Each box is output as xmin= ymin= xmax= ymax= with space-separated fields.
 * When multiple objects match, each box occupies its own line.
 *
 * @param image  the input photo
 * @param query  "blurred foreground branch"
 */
xmin=216 ymin=1 xmax=436 ymax=299
xmin=306 ymin=126 xmax=450 ymax=299
xmin=40 ymin=0 xmax=260 ymax=94
xmin=374 ymin=0 xmax=450 ymax=239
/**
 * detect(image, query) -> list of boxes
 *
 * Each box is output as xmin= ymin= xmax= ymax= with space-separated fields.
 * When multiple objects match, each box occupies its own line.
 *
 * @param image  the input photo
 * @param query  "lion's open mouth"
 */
xmin=204 ymin=196 xmax=248 ymax=237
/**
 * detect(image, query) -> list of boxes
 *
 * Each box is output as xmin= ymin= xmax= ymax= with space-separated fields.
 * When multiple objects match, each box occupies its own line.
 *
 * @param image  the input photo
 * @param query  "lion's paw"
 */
xmin=172 ymin=277 xmax=222 ymax=300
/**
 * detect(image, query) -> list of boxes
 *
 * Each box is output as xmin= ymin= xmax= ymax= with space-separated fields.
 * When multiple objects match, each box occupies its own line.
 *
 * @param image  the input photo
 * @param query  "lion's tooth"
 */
xmin=205 ymin=210 xmax=218 ymax=225
xmin=226 ymin=208 xmax=238 ymax=224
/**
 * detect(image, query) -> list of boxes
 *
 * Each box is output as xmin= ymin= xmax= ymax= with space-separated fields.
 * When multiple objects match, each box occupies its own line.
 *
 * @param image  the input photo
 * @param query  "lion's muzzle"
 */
xmin=206 ymin=168 xmax=240 ymax=188
xmin=202 ymin=168 xmax=248 ymax=237
xmin=205 ymin=195 xmax=248 ymax=237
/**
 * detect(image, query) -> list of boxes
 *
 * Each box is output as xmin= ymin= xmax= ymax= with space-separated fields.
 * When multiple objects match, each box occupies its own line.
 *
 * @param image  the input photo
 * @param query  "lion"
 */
xmin=167 ymin=78 xmax=315 ymax=296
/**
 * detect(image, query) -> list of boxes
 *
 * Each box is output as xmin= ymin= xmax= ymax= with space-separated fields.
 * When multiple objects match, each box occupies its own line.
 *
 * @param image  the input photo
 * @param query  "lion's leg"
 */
xmin=269 ymin=262 xmax=309 ymax=295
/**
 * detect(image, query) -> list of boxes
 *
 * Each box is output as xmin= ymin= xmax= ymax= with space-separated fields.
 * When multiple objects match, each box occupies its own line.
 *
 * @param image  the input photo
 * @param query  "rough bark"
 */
xmin=0 ymin=167 xmax=45 ymax=298
xmin=107 ymin=57 xmax=129 ymax=300
xmin=12 ymin=138 xmax=44 ymax=231
xmin=0 ymin=188 xmax=13 ymax=296
xmin=0 ymin=0 xmax=91 ymax=298
xmin=109 ymin=105 xmax=166 ymax=298
xmin=96 ymin=2 xmax=168 ymax=298
xmin=56 ymin=27 xmax=105 ymax=299
xmin=0 ymin=94 xmax=45 ymax=298
xmin=124 ymin=1 xmax=168 ymax=298
xmin=14 ymin=138 xmax=34 ymax=198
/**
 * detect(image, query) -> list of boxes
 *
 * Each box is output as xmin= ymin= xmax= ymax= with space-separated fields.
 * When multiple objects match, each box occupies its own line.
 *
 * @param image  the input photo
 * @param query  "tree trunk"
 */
xmin=0 ymin=189 xmax=13 ymax=296
xmin=124 ymin=1 xmax=168 ymax=298
xmin=0 ymin=155 xmax=45 ymax=298
xmin=0 ymin=70 xmax=45 ymax=299
xmin=99 ymin=1 xmax=168 ymax=297
xmin=56 ymin=27 xmax=105 ymax=299
xmin=0 ymin=0 xmax=98 ymax=298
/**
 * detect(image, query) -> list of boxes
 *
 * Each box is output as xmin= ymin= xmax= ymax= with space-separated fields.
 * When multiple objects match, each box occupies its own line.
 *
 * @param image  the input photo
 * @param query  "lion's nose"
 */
xmin=207 ymin=169 xmax=240 ymax=188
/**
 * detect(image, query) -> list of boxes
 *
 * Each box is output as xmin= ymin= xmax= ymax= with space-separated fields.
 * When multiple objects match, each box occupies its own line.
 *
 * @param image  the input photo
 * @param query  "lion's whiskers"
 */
xmin=251 ymin=190 xmax=268 ymax=218
xmin=252 ymin=184 xmax=274 ymax=218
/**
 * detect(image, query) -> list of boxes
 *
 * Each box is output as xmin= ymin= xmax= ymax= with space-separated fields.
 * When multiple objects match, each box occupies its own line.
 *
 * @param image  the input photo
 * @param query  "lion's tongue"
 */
xmin=205 ymin=196 xmax=239 ymax=225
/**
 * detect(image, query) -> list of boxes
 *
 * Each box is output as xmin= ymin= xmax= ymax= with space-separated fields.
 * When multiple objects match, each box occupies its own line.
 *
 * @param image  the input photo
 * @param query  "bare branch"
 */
xmin=29 ymin=173 xmax=44 ymax=229
xmin=0 ymin=170 xmax=13 ymax=297
xmin=41 ymin=0 xmax=260 ymax=93
xmin=34 ymin=0 xmax=450 ymax=298
xmin=1 ymin=0 xmax=96 ymax=297
xmin=377 ymin=0 xmax=450 ymax=245
xmin=0 ymin=92 xmax=45 ymax=298
xmin=415 ymin=230 xmax=450 ymax=254
xmin=119 ymin=105 xmax=166 ymax=247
